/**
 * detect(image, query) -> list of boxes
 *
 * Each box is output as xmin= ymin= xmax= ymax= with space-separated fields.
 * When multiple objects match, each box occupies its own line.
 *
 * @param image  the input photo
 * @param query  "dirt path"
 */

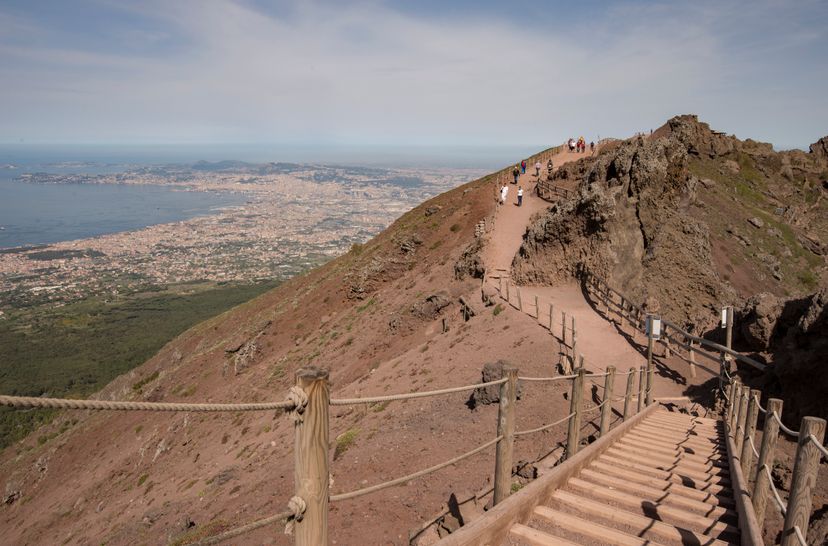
xmin=482 ymin=148 xmax=701 ymax=400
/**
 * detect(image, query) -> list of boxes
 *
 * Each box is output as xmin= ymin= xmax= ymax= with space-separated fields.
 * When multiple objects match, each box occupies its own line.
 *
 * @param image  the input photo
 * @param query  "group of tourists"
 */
xmin=568 ymin=137 xmax=595 ymax=154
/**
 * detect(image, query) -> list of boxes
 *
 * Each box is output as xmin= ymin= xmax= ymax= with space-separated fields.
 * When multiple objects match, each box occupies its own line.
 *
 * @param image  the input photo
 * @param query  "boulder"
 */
xmin=468 ymin=360 xmax=523 ymax=407
xmin=809 ymin=136 xmax=828 ymax=163
xmin=738 ymin=292 xmax=782 ymax=350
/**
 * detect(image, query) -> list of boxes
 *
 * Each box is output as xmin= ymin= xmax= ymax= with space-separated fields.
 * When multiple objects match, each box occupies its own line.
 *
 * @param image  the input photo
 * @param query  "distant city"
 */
xmin=0 ymin=160 xmax=483 ymax=307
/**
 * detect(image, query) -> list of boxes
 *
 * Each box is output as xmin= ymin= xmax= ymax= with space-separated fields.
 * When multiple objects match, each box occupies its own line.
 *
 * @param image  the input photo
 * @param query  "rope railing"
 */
xmin=748 ymin=435 xmax=760 ymax=459
xmin=330 ymin=435 xmax=502 ymax=502
xmin=518 ymin=374 xmax=577 ymax=382
xmin=793 ymin=525 xmax=808 ymax=546
xmin=515 ymin=412 xmax=575 ymax=437
xmin=772 ymin=411 xmax=800 ymax=438
xmin=763 ymin=464 xmax=788 ymax=516
xmin=330 ymin=378 xmax=507 ymax=405
xmin=194 ymin=506 xmax=297 ymax=545
xmin=811 ymin=434 xmax=828 ymax=460
xmin=755 ymin=394 xmax=767 ymax=414
xmin=0 ymin=394 xmax=296 ymax=412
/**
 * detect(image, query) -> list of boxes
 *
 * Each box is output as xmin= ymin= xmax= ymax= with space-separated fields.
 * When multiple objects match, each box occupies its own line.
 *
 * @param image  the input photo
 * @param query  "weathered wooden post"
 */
xmin=571 ymin=316 xmax=578 ymax=371
xmin=740 ymin=389 xmax=762 ymax=476
xmin=548 ymin=303 xmax=554 ymax=332
xmin=734 ymin=384 xmax=750 ymax=456
xmin=561 ymin=311 xmax=567 ymax=346
xmin=688 ymin=339 xmax=697 ymax=378
xmin=534 ymin=295 xmax=539 ymax=320
xmin=637 ymin=367 xmax=645 ymax=413
xmin=499 ymin=276 xmax=503 ymax=296
xmin=506 ymin=282 xmax=510 ymax=304
xmin=516 ymin=287 xmax=523 ymax=312
xmin=578 ymin=354 xmax=585 ymax=371
xmin=566 ymin=368 xmax=585 ymax=459
xmin=720 ymin=306 xmax=734 ymax=410
xmin=623 ymin=367 xmax=635 ymax=420
xmin=493 ymin=366 xmax=518 ymax=505
xmin=599 ymin=366 xmax=616 ymax=437
xmin=753 ymin=398 xmax=783 ymax=527
xmin=294 ymin=367 xmax=330 ymax=546
xmin=781 ymin=417 xmax=827 ymax=546
xmin=645 ymin=315 xmax=655 ymax=406
xmin=726 ymin=378 xmax=740 ymax=432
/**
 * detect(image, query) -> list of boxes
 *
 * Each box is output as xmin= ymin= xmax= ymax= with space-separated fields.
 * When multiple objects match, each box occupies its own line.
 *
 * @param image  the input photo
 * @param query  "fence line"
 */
xmin=330 ymin=378 xmax=507 ymax=405
xmin=0 ymin=394 xmax=296 ymax=412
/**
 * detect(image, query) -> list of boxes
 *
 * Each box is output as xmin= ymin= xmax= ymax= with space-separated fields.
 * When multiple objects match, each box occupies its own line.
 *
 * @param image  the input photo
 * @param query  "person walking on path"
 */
xmin=547 ymin=159 xmax=553 ymax=175
xmin=500 ymin=184 xmax=509 ymax=205
xmin=520 ymin=159 xmax=526 ymax=174
xmin=517 ymin=186 xmax=523 ymax=207
xmin=512 ymin=165 xmax=520 ymax=184
xmin=590 ymin=141 xmax=595 ymax=154
xmin=534 ymin=160 xmax=541 ymax=176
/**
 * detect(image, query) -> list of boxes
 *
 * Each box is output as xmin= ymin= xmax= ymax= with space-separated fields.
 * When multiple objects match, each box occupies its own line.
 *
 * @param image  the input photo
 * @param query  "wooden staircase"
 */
xmin=508 ymin=409 xmax=741 ymax=546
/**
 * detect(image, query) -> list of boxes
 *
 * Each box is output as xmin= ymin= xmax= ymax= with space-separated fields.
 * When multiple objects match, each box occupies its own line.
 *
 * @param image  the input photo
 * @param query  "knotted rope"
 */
xmin=286 ymin=386 xmax=309 ymax=424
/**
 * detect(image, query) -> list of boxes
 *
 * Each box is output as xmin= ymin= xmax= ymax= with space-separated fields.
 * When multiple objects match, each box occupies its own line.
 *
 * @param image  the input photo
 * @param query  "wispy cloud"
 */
xmin=0 ymin=0 xmax=825 ymax=148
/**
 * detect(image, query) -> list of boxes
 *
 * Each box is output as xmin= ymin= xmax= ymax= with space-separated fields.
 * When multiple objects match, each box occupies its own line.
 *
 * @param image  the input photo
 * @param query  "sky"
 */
xmin=1 ymin=0 xmax=827 ymax=151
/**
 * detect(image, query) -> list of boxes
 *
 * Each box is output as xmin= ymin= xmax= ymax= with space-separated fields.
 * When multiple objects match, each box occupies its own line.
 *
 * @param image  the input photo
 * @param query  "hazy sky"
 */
xmin=1 ymin=0 xmax=826 ymax=150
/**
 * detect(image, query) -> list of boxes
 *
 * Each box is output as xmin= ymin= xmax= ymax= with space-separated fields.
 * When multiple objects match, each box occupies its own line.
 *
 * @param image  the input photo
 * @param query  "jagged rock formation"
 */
xmin=735 ymin=287 xmax=828 ymax=422
xmin=512 ymin=115 xmax=828 ymax=328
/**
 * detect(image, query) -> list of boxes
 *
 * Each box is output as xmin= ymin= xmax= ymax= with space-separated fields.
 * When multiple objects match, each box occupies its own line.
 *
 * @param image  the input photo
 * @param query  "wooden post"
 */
xmin=571 ymin=316 xmax=577 ymax=370
xmin=720 ymin=306 xmax=734 ymax=409
xmin=753 ymin=398 xmax=783 ymax=527
xmin=623 ymin=367 xmax=635 ymax=420
xmin=637 ymin=367 xmax=645 ymax=413
xmin=740 ymin=389 xmax=762 ymax=476
xmin=506 ymin=282 xmax=510 ymax=304
xmin=561 ymin=311 xmax=567 ymax=346
xmin=516 ymin=287 xmax=523 ymax=312
xmin=663 ymin=325 xmax=671 ymax=357
xmin=688 ymin=339 xmax=697 ymax=378
xmin=599 ymin=366 xmax=615 ymax=437
xmin=578 ymin=354 xmax=585 ymax=371
xmin=620 ymin=297 xmax=627 ymax=329
xmin=726 ymin=379 xmax=740 ymax=432
xmin=534 ymin=295 xmax=539 ymax=319
xmin=781 ymin=416 xmax=827 ymax=546
xmin=734 ymin=384 xmax=750 ymax=456
xmin=294 ymin=367 xmax=330 ymax=546
xmin=548 ymin=303 xmax=554 ymax=332
xmin=645 ymin=315 xmax=654 ymax=406
xmin=499 ymin=276 xmax=503 ymax=295
xmin=493 ymin=366 xmax=518 ymax=506
xmin=566 ymin=368 xmax=585 ymax=459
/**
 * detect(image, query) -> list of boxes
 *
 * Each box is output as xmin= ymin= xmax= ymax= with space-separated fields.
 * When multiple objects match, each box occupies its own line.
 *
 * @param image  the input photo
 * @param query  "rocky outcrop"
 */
xmin=468 ymin=360 xmax=522 ymax=408
xmin=736 ymin=288 xmax=828 ymax=422
xmin=512 ymin=115 xmax=730 ymax=326
xmin=810 ymin=136 xmax=828 ymax=163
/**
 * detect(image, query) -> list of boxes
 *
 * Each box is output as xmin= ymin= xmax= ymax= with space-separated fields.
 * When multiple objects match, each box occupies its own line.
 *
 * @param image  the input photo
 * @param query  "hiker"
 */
xmin=534 ymin=160 xmax=541 ymax=176
xmin=547 ymin=159 xmax=553 ymax=174
xmin=500 ymin=184 xmax=509 ymax=204
xmin=568 ymin=138 xmax=575 ymax=152
xmin=520 ymin=159 xmax=526 ymax=174
xmin=590 ymin=141 xmax=595 ymax=154
xmin=517 ymin=186 xmax=523 ymax=206
xmin=512 ymin=165 xmax=520 ymax=184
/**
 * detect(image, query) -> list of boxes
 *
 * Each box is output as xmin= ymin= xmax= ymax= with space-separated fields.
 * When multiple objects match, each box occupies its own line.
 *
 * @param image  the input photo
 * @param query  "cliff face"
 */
xmin=512 ymin=115 xmax=828 ymax=328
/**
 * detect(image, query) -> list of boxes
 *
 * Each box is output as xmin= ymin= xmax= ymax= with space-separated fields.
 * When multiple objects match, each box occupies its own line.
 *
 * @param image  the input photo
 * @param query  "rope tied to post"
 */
xmin=283 ymin=495 xmax=307 ymax=535
xmin=287 ymin=386 xmax=309 ymax=424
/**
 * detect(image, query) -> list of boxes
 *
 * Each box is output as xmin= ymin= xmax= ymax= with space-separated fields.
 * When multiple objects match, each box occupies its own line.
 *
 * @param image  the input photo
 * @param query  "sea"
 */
xmin=0 ymin=142 xmax=544 ymax=249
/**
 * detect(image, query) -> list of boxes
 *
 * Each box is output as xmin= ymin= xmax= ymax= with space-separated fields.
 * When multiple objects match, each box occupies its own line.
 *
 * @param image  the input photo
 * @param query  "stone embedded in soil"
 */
xmin=469 ymin=360 xmax=523 ymax=407
xmin=748 ymin=217 xmax=764 ymax=228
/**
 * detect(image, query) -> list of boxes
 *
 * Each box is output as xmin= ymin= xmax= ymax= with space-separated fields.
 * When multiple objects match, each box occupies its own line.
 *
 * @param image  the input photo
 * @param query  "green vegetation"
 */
xmin=334 ymin=428 xmax=360 ymax=460
xmin=493 ymin=303 xmax=504 ymax=316
xmin=0 ymin=281 xmax=278 ymax=449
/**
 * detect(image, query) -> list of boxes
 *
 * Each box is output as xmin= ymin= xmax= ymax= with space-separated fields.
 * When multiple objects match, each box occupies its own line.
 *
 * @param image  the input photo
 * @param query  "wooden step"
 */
xmin=509 ymin=523 xmax=580 ymax=546
xmin=609 ymin=442 xmax=729 ymax=468
xmin=532 ymin=506 xmax=669 ymax=546
xmin=634 ymin=422 xmax=723 ymax=439
xmin=650 ymin=412 xmax=719 ymax=426
xmin=551 ymin=489 xmax=732 ymax=546
xmin=606 ymin=445 xmax=730 ymax=474
xmin=626 ymin=429 xmax=722 ymax=450
xmin=599 ymin=454 xmax=731 ymax=488
xmin=578 ymin=468 xmax=737 ymax=519
xmin=589 ymin=460 xmax=734 ymax=506
xmin=566 ymin=478 xmax=739 ymax=538
xmin=620 ymin=432 xmax=724 ymax=453
xmin=643 ymin=413 xmax=721 ymax=427
xmin=617 ymin=436 xmax=726 ymax=462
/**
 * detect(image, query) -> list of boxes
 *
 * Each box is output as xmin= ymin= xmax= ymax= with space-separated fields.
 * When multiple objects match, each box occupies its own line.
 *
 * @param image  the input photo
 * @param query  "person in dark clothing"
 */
xmin=512 ymin=165 xmax=520 ymax=184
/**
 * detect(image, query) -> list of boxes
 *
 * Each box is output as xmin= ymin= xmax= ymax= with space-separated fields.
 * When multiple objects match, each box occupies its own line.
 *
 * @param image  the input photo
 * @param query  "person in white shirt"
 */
xmin=500 ymin=184 xmax=509 ymax=204
xmin=535 ymin=160 xmax=541 ymax=176
xmin=517 ymin=186 xmax=524 ymax=206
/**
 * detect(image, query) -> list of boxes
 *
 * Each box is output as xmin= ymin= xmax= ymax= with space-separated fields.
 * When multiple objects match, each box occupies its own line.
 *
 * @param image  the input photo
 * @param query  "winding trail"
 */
xmin=482 ymin=147 xmax=689 ymax=399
